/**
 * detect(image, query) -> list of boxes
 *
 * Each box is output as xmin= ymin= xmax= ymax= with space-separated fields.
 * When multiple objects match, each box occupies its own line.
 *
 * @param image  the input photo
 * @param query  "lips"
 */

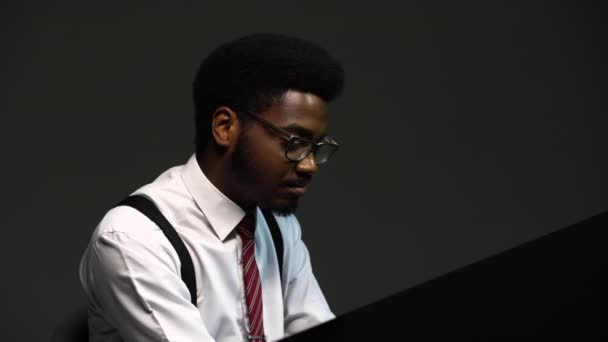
xmin=280 ymin=178 xmax=310 ymax=196
xmin=281 ymin=177 xmax=310 ymax=188
xmin=281 ymin=186 xmax=307 ymax=196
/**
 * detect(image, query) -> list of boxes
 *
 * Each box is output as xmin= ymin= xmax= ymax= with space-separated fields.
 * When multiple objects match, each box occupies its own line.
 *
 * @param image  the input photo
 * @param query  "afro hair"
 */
xmin=192 ymin=33 xmax=345 ymax=150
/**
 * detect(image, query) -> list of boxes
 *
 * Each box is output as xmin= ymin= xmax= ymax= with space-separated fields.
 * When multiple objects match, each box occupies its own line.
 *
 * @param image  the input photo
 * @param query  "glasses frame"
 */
xmin=240 ymin=111 xmax=340 ymax=164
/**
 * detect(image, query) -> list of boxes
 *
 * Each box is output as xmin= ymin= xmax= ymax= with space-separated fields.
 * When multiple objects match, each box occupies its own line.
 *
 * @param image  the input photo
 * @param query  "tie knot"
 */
xmin=236 ymin=212 xmax=256 ymax=239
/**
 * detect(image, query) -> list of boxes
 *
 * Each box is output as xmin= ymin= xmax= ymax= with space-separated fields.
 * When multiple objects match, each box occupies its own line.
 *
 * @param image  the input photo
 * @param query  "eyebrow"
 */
xmin=280 ymin=124 xmax=326 ymax=140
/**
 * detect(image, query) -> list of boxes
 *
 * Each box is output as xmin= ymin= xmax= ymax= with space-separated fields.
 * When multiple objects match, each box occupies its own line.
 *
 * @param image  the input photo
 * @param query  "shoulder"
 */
xmin=94 ymin=165 xmax=191 ymax=236
xmin=81 ymin=160 xmax=195 ymax=283
xmin=88 ymin=163 xmax=189 ymax=246
xmin=93 ymin=205 xmax=161 ymax=239
xmin=83 ymin=206 xmax=172 ymax=269
xmin=82 ymin=199 xmax=181 ymax=277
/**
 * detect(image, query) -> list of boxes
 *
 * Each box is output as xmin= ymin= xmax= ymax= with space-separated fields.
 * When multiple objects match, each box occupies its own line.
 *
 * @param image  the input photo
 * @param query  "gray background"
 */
xmin=1 ymin=1 xmax=606 ymax=340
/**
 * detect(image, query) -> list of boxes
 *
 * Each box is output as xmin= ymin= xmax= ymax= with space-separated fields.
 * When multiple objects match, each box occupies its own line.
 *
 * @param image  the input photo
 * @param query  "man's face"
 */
xmin=232 ymin=90 xmax=328 ymax=215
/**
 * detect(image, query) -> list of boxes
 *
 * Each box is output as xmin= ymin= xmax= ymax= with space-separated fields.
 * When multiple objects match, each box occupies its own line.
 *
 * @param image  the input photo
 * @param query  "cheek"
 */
xmin=241 ymin=148 xmax=289 ymax=193
xmin=260 ymin=156 xmax=292 ymax=184
xmin=255 ymin=140 xmax=291 ymax=178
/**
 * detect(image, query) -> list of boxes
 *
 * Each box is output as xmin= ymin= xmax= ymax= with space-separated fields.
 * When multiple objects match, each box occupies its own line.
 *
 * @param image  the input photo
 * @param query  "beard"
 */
xmin=231 ymin=134 xmax=300 ymax=216
xmin=267 ymin=198 xmax=299 ymax=217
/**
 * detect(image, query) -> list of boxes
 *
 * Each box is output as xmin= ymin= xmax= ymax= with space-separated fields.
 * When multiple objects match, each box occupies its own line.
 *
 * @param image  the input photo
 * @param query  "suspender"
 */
xmin=117 ymin=195 xmax=197 ymax=305
xmin=262 ymin=209 xmax=284 ymax=278
xmin=116 ymin=194 xmax=284 ymax=306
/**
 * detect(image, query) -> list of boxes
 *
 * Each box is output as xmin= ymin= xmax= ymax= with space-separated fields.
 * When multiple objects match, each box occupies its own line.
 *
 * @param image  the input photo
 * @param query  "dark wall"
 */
xmin=1 ymin=1 xmax=606 ymax=340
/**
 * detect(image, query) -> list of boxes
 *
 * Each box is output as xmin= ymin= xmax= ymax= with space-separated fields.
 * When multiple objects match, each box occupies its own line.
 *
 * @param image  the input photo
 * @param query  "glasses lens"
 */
xmin=314 ymin=144 xmax=338 ymax=164
xmin=286 ymin=138 xmax=313 ymax=161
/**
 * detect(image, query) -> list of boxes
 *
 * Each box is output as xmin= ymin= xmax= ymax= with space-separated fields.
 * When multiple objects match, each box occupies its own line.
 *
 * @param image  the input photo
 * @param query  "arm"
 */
xmin=279 ymin=215 xmax=335 ymax=336
xmin=81 ymin=225 xmax=215 ymax=341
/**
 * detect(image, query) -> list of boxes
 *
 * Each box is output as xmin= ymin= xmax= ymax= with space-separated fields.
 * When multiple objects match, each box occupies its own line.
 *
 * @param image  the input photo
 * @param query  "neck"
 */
xmin=196 ymin=148 xmax=255 ymax=211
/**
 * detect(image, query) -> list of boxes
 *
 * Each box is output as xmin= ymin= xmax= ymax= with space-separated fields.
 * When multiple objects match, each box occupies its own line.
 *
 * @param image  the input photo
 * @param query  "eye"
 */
xmin=287 ymin=138 xmax=311 ymax=153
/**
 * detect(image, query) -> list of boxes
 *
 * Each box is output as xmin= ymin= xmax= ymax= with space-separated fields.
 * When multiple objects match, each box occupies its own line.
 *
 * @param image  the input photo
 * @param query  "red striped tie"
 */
xmin=237 ymin=213 xmax=266 ymax=342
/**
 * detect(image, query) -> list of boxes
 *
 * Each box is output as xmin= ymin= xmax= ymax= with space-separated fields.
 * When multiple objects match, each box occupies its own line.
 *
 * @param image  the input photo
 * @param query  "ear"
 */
xmin=210 ymin=106 xmax=241 ymax=148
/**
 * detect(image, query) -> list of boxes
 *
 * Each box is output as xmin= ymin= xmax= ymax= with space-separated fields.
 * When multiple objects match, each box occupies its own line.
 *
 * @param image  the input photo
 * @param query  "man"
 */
xmin=79 ymin=33 xmax=344 ymax=342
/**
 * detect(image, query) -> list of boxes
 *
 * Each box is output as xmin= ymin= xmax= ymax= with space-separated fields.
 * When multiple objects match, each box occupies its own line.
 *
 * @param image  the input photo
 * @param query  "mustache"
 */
xmin=281 ymin=176 xmax=311 ymax=188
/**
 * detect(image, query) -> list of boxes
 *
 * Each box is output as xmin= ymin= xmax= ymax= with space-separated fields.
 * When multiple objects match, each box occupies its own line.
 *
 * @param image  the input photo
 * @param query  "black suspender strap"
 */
xmin=261 ymin=209 xmax=284 ymax=279
xmin=115 ymin=195 xmax=285 ymax=307
xmin=116 ymin=195 xmax=198 ymax=306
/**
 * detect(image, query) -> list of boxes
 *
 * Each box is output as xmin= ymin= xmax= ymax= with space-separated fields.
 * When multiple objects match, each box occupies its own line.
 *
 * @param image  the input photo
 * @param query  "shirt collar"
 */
xmin=181 ymin=154 xmax=246 ymax=241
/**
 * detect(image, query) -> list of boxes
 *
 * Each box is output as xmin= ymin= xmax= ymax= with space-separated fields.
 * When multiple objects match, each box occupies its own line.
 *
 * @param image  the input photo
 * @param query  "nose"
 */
xmin=295 ymin=152 xmax=318 ymax=175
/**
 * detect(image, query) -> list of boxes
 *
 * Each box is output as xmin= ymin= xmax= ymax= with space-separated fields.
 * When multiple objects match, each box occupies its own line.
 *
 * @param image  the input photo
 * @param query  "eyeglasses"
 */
xmin=240 ymin=111 xmax=340 ymax=165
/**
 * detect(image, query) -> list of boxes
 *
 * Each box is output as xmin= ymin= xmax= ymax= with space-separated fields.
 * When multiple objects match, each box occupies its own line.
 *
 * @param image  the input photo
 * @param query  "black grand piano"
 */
xmin=282 ymin=211 xmax=608 ymax=340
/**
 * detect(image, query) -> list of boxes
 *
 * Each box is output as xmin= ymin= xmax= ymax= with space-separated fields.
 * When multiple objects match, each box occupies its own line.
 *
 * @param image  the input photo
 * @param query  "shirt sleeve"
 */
xmin=279 ymin=215 xmax=335 ymax=336
xmin=81 ymin=226 xmax=216 ymax=342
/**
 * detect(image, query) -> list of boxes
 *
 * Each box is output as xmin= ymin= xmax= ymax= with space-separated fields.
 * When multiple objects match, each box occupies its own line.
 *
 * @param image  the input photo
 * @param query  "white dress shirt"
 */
xmin=79 ymin=154 xmax=334 ymax=342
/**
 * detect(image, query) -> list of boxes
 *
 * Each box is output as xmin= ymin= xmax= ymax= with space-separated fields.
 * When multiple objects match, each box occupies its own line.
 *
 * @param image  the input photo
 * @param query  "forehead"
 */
xmin=261 ymin=90 xmax=328 ymax=138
